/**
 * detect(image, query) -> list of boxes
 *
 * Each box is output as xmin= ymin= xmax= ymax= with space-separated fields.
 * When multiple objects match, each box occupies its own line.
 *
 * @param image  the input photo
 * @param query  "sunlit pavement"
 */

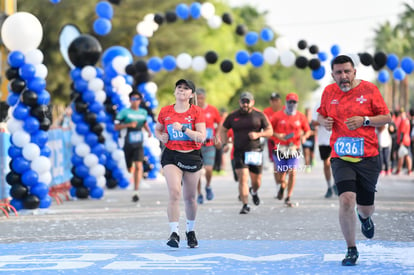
xmin=0 ymin=158 xmax=413 ymax=274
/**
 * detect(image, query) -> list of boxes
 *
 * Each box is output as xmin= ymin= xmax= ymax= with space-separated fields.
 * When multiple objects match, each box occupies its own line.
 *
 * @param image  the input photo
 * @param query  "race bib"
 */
xmin=334 ymin=137 xmax=364 ymax=157
xmin=127 ymin=130 xmax=143 ymax=144
xmin=206 ymin=128 xmax=214 ymax=140
xmin=167 ymin=123 xmax=191 ymax=141
xmin=244 ymin=151 xmax=263 ymax=165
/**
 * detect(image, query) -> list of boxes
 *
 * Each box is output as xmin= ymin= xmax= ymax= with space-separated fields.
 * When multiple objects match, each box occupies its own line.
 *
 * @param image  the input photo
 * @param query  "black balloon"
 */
xmin=39 ymin=117 xmax=52 ymax=131
xmin=134 ymin=60 xmax=148 ymax=73
xmin=6 ymin=171 xmax=21 ymax=185
xmin=106 ymin=178 xmax=118 ymax=189
xmin=374 ymin=52 xmax=387 ymax=69
xmin=125 ymin=64 xmax=137 ymax=75
xmin=98 ymin=135 xmax=105 ymax=143
xmin=10 ymin=78 xmax=26 ymax=93
xmin=308 ymin=58 xmax=321 ymax=70
xmin=68 ymin=34 xmax=102 ymax=68
xmin=220 ymin=60 xmax=233 ymax=73
xmin=22 ymin=91 xmax=38 ymax=107
xmin=134 ymin=72 xmax=151 ymax=85
xmin=71 ymin=176 xmax=84 ymax=188
xmin=92 ymin=123 xmax=104 ymax=135
xmin=84 ymin=112 xmax=97 ymax=124
xmin=297 ymin=40 xmax=307 ymax=50
xmin=30 ymin=104 xmax=49 ymax=120
xmin=154 ymin=13 xmax=164 ymax=25
xmin=359 ymin=53 xmax=373 ymax=66
xmin=76 ymin=186 xmax=89 ymax=199
xmin=222 ymin=12 xmax=233 ymax=24
xmin=23 ymin=194 xmax=40 ymax=209
xmin=108 ymin=0 xmax=121 ymax=4
xmin=75 ymin=101 xmax=88 ymax=114
xmin=10 ymin=184 xmax=28 ymax=199
xmin=165 ymin=11 xmax=177 ymax=23
xmin=295 ymin=56 xmax=308 ymax=69
xmin=6 ymin=67 xmax=19 ymax=80
xmin=205 ymin=51 xmax=218 ymax=64
xmin=235 ymin=24 xmax=247 ymax=36
xmin=309 ymin=45 xmax=319 ymax=54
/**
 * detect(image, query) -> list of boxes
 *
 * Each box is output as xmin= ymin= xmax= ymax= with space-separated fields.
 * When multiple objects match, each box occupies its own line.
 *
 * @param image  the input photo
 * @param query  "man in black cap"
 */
xmin=218 ymin=92 xmax=273 ymax=214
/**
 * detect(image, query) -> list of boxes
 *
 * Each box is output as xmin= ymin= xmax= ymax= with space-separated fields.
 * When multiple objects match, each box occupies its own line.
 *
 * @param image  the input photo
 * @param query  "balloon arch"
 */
xmin=1 ymin=1 xmax=411 ymax=210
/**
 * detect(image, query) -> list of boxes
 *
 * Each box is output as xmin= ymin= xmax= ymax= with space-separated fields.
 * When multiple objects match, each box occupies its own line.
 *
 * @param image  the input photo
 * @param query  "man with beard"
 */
xmin=218 ymin=92 xmax=273 ymax=214
xmin=317 ymin=55 xmax=391 ymax=266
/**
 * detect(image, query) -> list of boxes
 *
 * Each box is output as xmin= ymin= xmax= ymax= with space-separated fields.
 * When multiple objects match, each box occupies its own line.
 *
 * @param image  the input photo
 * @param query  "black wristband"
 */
xmin=181 ymin=125 xmax=188 ymax=133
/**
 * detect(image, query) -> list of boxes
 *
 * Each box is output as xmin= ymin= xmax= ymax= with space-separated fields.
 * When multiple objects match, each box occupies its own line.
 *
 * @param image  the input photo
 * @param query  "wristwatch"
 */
xmin=363 ymin=116 xmax=370 ymax=126
xmin=181 ymin=125 xmax=188 ymax=133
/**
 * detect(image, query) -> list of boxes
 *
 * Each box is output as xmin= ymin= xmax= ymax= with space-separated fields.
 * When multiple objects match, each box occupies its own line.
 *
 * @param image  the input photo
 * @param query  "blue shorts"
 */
xmin=272 ymin=153 xmax=300 ymax=172
xmin=201 ymin=145 xmax=216 ymax=166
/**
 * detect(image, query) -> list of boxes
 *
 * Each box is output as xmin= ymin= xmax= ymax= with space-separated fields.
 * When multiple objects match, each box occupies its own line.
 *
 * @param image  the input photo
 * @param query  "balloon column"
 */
xmin=1 ymin=12 xmax=53 ymax=210
xmin=67 ymin=34 xmax=107 ymax=199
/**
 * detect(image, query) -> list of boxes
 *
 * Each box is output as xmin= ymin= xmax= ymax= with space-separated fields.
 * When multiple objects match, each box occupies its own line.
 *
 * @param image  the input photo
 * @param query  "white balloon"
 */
xmin=90 ymin=164 xmax=105 ymax=177
xmin=201 ymin=2 xmax=215 ymax=19
xmin=34 ymin=64 xmax=48 ymax=79
xmin=275 ymin=36 xmax=291 ymax=52
xmin=136 ymin=21 xmax=154 ymax=37
xmin=84 ymin=154 xmax=99 ymax=168
xmin=7 ymin=118 xmax=23 ymax=133
xmin=105 ymin=140 xmax=118 ymax=152
xmin=112 ymin=149 xmax=125 ymax=161
xmin=145 ymin=82 xmax=158 ymax=94
xmin=95 ymin=90 xmax=107 ymax=104
xmin=1 ymin=12 xmax=43 ymax=53
xmin=176 ymin=53 xmax=192 ymax=70
xmin=31 ymin=156 xmax=51 ymax=174
xmin=207 ymin=15 xmax=222 ymax=29
xmin=88 ymin=78 xmax=104 ymax=92
xmin=22 ymin=142 xmax=41 ymax=161
xmin=280 ymin=50 xmax=296 ymax=67
xmin=111 ymin=75 xmax=126 ymax=87
xmin=24 ymin=49 xmax=43 ymax=65
xmin=96 ymin=176 xmax=106 ymax=188
xmin=71 ymin=132 xmax=84 ymax=145
xmin=81 ymin=66 xmax=97 ymax=81
xmin=38 ymin=171 xmax=52 ymax=185
xmin=11 ymin=130 xmax=31 ymax=147
xmin=347 ymin=53 xmax=361 ymax=67
xmin=75 ymin=143 xmax=91 ymax=157
xmin=112 ymin=56 xmax=130 ymax=75
xmin=263 ymin=47 xmax=279 ymax=65
xmin=192 ymin=56 xmax=207 ymax=72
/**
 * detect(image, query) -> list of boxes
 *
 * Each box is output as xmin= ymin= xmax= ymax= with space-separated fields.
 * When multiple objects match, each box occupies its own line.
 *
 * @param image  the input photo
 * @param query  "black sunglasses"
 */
xmin=241 ymin=99 xmax=250 ymax=104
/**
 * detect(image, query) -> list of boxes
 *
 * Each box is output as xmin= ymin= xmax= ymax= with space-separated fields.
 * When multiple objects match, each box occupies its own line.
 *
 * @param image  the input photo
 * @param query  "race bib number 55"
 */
xmin=167 ymin=123 xmax=191 ymax=141
xmin=334 ymin=137 xmax=364 ymax=157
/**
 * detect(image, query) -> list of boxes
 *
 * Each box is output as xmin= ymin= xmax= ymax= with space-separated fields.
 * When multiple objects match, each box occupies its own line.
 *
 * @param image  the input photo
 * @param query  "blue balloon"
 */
xmin=312 ymin=66 xmax=326 ymax=80
xmin=112 ymin=168 xmax=123 ymax=180
xmin=10 ymin=199 xmax=23 ymax=211
xmin=318 ymin=51 xmax=328 ymax=62
xmin=330 ymin=44 xmax=340 ymax=57
xmin=85 ymin=132 xmax=98 ymax=147
xmin=132 ymin=34 xmax=149 ymax=46
xmin=386 ymin=54 xmax=399 ymax=70
xmin=162 ymin=55 xmax=176 ymax=71
xmin=31 ymin=183 xmax=49 ymax=199
xmin=93 ymin=18 xmax=112 ymax=36
xmin=40 ymin=146 xmax=51 ymax=157
xmin=260 ymin=28 xmax=274 ymax=42
xmin=89 ymin=102 xmax=103 ymax=114
xmin=37 ymin=90 xmax=51 ymax=105
xmin=39 ymin=195 xmax=52 ymax=208
xmin=82 ymin=90 xmax=95 ymax=103
xmin=12 ymin=157 xmax=31 ymax=174
xmin=190 ymin=2 xmax=201 ymax=19
xmin=69 ymin=187 xmax=77 ymax=198
xmin=245 ymin=32 xmax=259 ymax=46
xmin=84 ymin=176 xmax=97 ymax=189
xmin=70 ymin=68 xmax=82 ymax=80
xmin=71 ymin=153 xmax=84 ymax=166
xmin=8 ymin=145 xmax=22 ymax=158
xmin=27 ymin=77 xmax=46 ymax=93
xmin=7 ymin=92 xmax=19 ymax=106
xmin=147 ymin=57 xmax=163 ymax=72
xmin=131 ymin=44 xmax=148 ymax=57
xmin=400 ymin=57 xmax=414 ymax=74
xmin=91 ymin=143 xmax=105 ymax=156
xmin=250 ymin=52 xmax=264 ymax=67
xmin=7 ymin=51 xmax=25 ymax=67
xmin=106 ymin=158 xmax=117 ymax=170
xmin=104 ymin=64 xmax=119 ymax=78
xmin=75 ymin=164 xmax=89 ymax=178
xmin=118 ymin=179 xmax=129 ymax=189
xmin=90 ymin=186 xmax=104 ymax=199
xmin=99 ymin=154 xmax=107 ymax=165
xmin=76 ymin=122 xmax=89 ymax=135
xmin=31 ymin=130 xmax=48 ymax=147
xmin=235 ymin=50 xmax=250 ymax=65
xmin=101 ymin=46 xmax=133 ymax=68
xmin=22 ymin=170 xmax=39 ymax=187
xmin=393 ymin=68 xmax=406 ymax=81
xmin=95 ymin=1 xmax=113 ymax=19
xmin=71 ymin=111 xmax=83 ymax=123
xmin=176 ymin=3 xmax=190 ymax=20
xmin=49 ymin=0 xmax=61 ymax=4
xmin=23 ymin=116 xmax=40 ymax=134
xmin=13 ymin=104 xmax=30 ymax=120
xmin=19 ymin=63 xmax=36 ymax=80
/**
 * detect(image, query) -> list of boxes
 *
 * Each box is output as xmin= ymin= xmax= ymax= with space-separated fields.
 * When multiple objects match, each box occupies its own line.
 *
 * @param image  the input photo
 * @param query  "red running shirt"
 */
xmin=270 ymin=110 xmax=310 ymax=148
xmin=201 ymin=104 xmax=221 ymax=146
xmin=317 ymin=80 xmax=389 ymax=158
xmin=157 ymin=104 xmax=206 ymax=150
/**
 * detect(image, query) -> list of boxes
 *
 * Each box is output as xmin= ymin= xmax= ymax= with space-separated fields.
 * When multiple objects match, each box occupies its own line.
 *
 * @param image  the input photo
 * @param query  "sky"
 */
xmin=227 ymin=0 xmax=412 ymax=83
